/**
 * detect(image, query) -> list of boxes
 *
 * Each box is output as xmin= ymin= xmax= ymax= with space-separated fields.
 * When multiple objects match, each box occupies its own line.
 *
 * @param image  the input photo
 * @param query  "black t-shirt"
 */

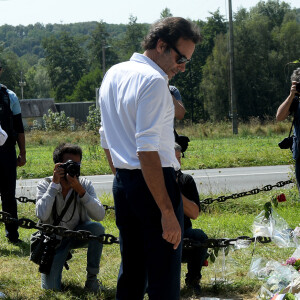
xmin=177 ymin=170 xmax=200 ymax=230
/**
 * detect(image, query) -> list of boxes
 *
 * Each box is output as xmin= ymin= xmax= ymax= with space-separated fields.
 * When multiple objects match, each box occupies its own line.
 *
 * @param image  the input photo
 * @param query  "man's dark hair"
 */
xmin=53 ymin=143 xmax=82 ymax=163
xmin=142 ymin=17 xmax=201 ymax=50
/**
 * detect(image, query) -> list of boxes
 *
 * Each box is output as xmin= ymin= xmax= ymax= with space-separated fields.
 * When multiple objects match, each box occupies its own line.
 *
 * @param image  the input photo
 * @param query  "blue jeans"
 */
xmin=41 ymin=221 xmax=105 ymax=290
xmin=113 ymin=168 xmax=183 ymax=300
xmin=0 ymin=146 xmax=18 ymax=241
xmin=183 ymin=227 xmax=208 ymax=282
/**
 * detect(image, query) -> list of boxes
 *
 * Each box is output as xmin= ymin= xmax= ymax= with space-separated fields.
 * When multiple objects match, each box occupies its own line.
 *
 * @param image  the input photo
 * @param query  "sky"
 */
xmin=0 ymin=0 xmax=299 ymax=26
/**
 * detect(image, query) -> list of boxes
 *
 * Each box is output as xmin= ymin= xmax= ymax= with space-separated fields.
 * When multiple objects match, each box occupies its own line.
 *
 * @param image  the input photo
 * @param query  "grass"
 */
xmin=0 ymin=120 xmax=299 ymax=299
xmin=18 ymin=119 xmax=294 ymax=179
xmin=0 ymin=186 xmax=299 ymax=299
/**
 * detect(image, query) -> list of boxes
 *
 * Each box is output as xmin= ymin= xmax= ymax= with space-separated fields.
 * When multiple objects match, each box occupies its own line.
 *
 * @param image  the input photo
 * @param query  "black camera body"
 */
xmin=296 ymin=82 xmax=300 ymax=93
xmin=59 ymin=160 xmax=80 ymax=177
xmin=278 ymin=136 xmax=293 ymax=150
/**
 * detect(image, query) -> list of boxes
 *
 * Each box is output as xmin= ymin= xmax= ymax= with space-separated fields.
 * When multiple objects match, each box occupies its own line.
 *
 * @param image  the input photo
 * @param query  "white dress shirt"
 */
xmin=99 ymin=53 xmax=180 ymax=170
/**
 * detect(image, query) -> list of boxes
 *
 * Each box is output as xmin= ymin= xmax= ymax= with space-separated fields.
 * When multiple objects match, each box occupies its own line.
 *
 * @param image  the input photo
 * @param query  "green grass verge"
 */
xmin=18 ymin=128 xmax=293 ymax=179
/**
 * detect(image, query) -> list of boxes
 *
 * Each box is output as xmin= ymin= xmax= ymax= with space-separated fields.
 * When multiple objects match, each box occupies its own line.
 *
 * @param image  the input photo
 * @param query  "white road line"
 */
xmin=193 ymin=171 xmax=288 ymax=179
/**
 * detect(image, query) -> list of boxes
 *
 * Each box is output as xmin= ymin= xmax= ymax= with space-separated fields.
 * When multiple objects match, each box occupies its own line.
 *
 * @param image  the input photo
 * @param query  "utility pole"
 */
xmin=228 ymin=0 xmax=238 ymax=134
xmin=19 ymin=72 xmax=26 ymax=100
xmin=102 ymin=44 xmax=111 ymax=76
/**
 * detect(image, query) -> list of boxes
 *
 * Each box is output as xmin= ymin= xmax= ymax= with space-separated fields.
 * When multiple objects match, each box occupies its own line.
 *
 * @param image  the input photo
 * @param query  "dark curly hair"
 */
xmin=53 ymin=143 xmax=82 ymax=163
xmin=142 ymin=17 xmax=201 ymax=50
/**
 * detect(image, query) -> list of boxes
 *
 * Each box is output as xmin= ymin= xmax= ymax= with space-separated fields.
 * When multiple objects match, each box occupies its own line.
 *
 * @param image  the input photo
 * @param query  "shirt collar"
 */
xmin=130 ymin=53 xmax=169 ymax=82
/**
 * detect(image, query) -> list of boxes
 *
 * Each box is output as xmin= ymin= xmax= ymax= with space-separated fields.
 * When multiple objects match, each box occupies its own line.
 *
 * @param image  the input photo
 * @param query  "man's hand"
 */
xmin=161 ymin=210 xmax=181 ymax=250
xmin=52 ymin=163 xmax=65 ymax=184
xmin=17 ymin=153 xmax=26 ymax=167
xmin=66 ymin=174 xmax=86 ymax=197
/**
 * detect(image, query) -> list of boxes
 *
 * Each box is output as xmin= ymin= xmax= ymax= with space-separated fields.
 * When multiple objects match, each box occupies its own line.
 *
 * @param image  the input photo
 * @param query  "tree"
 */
xmin=42 ymin=31 xmax=87 ymax=101
xmin=66 ymin=68 xmax=102 ymax=102
xmin=88 ymin=21 xmax=119 ymax=73
xmin=117 ymin=15 xmax=148 ymax=61
xmin=160 ymin=8 xmax=173 ymax=18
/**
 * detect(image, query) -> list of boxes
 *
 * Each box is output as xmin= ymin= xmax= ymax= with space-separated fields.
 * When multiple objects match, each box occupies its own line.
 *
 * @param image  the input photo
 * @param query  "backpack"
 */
xmin=0 ymin=85 xmax=16 ymax=147
xmin=174 ymin=129 xmax=190 ymax=158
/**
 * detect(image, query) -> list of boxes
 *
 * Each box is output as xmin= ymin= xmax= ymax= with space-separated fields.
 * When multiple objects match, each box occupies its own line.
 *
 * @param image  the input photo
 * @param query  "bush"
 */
xmin=85 ymin=105 xmax=101 ymax=133
xmin=43 ymin=109 xmax=71 ymax=131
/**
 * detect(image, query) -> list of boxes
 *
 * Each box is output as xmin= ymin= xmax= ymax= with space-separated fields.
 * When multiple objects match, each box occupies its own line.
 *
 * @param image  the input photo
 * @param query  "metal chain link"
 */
xmin=200 ymin=179 xmax=293 ymax=206
xmin=0 ymin=212 xmax=119 ymax=245
xmin=0 ymin=211 xmax=274 ymax=249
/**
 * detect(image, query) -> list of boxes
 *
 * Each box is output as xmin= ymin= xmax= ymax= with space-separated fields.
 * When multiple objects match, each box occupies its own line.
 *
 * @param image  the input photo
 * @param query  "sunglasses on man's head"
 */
xmin=170 ymin=45 xmax=190 ymax=64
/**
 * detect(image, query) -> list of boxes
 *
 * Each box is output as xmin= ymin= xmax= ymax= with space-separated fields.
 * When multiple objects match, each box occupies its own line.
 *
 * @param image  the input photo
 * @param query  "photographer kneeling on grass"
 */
xmin=35 ymin=143 xmax=105 ymax=293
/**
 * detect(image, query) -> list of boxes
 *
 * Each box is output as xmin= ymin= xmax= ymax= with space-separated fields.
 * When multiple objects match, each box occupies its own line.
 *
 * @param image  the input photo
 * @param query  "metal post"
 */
xmin=19 ymin=72 xmax=26 ymax=100
xmin=102 ymin=45 xmax=106 ymax=76
xmin=228 ymin=0 xmax=238 ymax=134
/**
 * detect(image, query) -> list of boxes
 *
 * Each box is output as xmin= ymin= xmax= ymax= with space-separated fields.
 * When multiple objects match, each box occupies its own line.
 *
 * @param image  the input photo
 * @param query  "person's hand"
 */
xmin=161 ymin=211 xmax=181 ymax=250
xmin=16 ymin=153 xmax=26 ymax=167
xmin=66 ymin=174 xmax=86 ymax=197
xmin=52 ymin=163 xmax=64 ymax=184
xmin=291 ymin=81 xmax=298 ymax=97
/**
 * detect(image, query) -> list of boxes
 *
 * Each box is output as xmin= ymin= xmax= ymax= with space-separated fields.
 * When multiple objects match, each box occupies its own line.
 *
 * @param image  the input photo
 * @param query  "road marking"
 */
xmin=193 ymin=171 xmax=288 ymax=179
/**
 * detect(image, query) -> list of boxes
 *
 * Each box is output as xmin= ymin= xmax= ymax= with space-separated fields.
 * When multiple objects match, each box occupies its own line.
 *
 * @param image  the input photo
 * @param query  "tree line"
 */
xmin=0 ymin=1 xmax=299 ymax=122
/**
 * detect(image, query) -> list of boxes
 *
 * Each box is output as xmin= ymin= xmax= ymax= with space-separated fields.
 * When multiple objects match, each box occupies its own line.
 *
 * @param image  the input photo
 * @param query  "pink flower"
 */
xmin=277 ymin=193 xmax=286 ymax=202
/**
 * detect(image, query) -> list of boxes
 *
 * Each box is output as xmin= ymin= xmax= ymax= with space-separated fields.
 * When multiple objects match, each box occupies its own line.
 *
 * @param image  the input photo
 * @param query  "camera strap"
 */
xmin=288 ymin=117 xmax=295 ymax=138
xmin=53 ymin=190 xmax=77 ymax=226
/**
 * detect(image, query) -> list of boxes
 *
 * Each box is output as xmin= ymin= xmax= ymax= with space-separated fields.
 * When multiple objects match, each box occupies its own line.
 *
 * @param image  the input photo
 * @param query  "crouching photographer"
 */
xmin=276 ymin=68 xmax=300 ymax=194
xmin=35 ymin=143 xmax=106 ymax=293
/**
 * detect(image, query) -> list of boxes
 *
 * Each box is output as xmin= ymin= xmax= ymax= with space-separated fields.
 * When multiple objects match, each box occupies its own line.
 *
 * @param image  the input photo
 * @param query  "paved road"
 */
xmin=15 ymin=165 xmax=294 ymax=199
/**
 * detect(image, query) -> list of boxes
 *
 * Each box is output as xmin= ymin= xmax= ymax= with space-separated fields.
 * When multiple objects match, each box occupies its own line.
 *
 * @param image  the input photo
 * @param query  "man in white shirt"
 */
xmin=99 ymin=17 xmax=201 ymax=300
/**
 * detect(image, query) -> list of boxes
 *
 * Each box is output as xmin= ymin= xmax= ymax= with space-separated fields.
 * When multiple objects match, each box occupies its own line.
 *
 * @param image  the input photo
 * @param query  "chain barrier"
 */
xmin=14 ymin=179 xmax=294 ymax=208
xmin=0 ymin=211 xmax=119 ymax=245
xmin=0 ymin=211 xmax=274 ymax=249
xmin=199 ymin=179 xmax=293 ymax=206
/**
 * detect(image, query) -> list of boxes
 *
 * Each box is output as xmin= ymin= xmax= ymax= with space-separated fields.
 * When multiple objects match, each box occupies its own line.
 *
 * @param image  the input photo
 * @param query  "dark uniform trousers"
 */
xmin=0 ymin=146 xmax=19 ymax=241
xmin=113 ymin=167 xmax=183 ymax=300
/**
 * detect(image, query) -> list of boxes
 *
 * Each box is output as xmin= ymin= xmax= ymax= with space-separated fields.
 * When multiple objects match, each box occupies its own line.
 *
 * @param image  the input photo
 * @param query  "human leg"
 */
xmin=113 ymin=169 xmax=148 ymax=300
xmin=295 ymin=158 xmax=300 ymax=196
xmin=183 ymin=227 xmax=208 ymax=287
xmin=0 ymin=147 xmax=19 ymax=241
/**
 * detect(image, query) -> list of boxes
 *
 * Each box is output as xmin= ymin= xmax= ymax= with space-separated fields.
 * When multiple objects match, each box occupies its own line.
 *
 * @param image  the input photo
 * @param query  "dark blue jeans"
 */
xmin=113 ymin=168 xmax=183 ymax=300
xmin=0 ymin=146 xmax=18 ymax=241
xmin=183 ymin=227 xmax=208 ymax=283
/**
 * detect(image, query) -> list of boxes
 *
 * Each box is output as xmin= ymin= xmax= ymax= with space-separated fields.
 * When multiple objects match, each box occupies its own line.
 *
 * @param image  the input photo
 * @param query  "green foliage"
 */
xmin=42 ymin=31 xmax=87 ymax=101
xmin=66 ymin=68 xmax=102 ymax=102
xmin=85 ymin=105 xmax=101 ymax=132
xmin=42 ymin=109 xmax=71 ymax=131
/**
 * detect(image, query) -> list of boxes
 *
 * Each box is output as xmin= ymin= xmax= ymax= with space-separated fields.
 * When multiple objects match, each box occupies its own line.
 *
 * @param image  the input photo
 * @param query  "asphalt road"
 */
xmin=15 ymin=165 xmax=294 ymax=200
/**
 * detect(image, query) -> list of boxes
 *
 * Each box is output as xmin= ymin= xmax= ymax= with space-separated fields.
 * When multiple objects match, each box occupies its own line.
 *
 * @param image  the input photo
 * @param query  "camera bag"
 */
xmin=30 ymin=183 xmax=76 ymax=272
xmin=278 ymin=117 xmax=294 ymax=150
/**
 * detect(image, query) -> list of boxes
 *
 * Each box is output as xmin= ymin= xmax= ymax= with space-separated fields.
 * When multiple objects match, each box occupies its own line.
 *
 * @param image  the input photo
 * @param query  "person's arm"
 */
xmin=182 ymin=194 xmax=199 ymax=220
xmin=138 ymin=151 xmax=181 ymax=250
xmin=68 ymin=177 xmax=105 ymax=221
xmin=172 ymin=96 xmax=186 ymax=120
xmin=104 ymin=148 xmax=116 ymax=175
xmin=16 ymin=132 xmax=26 ymax=166
xmin=276 ymin=81 xmax=298 ymax=121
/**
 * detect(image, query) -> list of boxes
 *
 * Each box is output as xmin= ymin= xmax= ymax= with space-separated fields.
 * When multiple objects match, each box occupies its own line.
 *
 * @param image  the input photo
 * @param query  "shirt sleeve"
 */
xmin=135 ymin=78 xmax=170 ymax=152
xmin=179 ymin=173 xmax=200 ymax=210
xmin=8 ymin=89 xmax=21 ymax=115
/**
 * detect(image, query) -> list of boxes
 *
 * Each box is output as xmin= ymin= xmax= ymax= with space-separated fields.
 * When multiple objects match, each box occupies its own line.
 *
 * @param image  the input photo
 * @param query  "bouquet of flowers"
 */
xmin=285 ymin=257 xmax=300 ymax=272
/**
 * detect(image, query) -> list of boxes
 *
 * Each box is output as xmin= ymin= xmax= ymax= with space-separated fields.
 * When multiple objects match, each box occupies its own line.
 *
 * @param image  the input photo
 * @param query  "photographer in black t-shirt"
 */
xmin=175 ymin=143 xmax=208 ymax=294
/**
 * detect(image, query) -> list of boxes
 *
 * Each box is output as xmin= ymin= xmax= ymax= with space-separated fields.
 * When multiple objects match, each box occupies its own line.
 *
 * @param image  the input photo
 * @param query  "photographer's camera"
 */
xmin=59 ymin=160 xmax=80 ymax=177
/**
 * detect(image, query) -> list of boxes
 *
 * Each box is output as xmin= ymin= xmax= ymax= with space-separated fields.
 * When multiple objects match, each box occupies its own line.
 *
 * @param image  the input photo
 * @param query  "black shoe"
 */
xmin=8 ymin=238 xmax=23 ymax=245
xmin=185 ymin=279 xmax=202 ymax=296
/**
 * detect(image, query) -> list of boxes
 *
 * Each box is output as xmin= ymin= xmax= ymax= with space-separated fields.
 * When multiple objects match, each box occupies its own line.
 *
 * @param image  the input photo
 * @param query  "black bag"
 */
xmin=30 ymin=188 xmax=76 ymax=274
xmin=278 ymin=118 xmax=294 ymax=150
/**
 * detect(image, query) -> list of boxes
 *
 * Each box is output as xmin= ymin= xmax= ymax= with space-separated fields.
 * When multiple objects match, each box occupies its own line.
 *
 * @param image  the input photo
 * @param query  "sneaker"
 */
xmin=84 ymin=279 xmax=102 ymax=294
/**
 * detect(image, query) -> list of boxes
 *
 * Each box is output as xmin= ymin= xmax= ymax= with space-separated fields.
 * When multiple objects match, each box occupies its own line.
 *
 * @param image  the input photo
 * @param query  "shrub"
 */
xmin=85 ymin=105 xmax=101 ymax=133
xmin=43 ymin=109 xmax=71 ymax=131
